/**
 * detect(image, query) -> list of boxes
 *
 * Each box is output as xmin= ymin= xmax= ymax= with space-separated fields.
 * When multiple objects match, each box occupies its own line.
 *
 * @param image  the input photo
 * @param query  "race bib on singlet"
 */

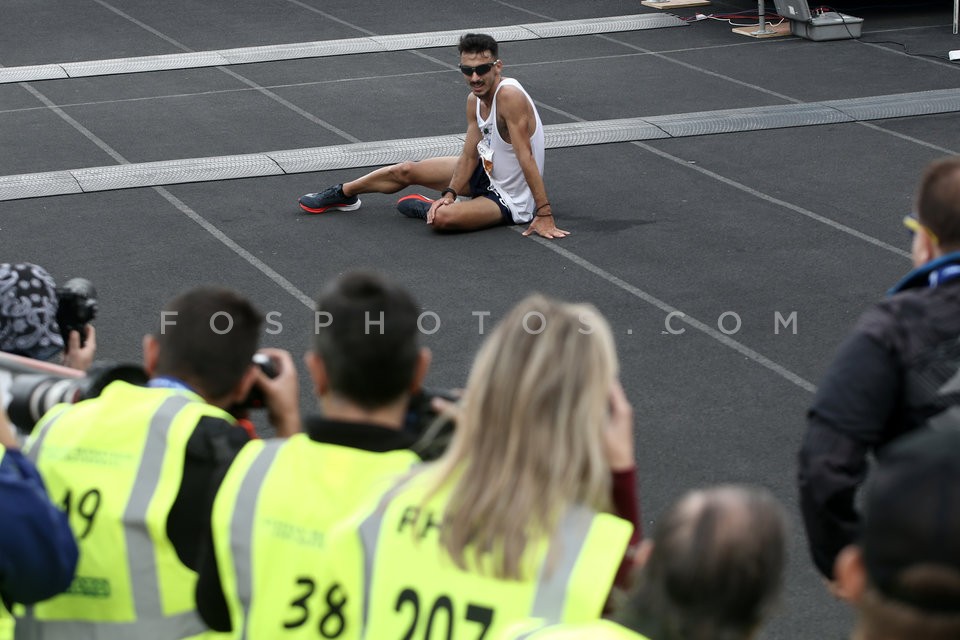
xmin=477 ymin=138 xmax=494 ymax=174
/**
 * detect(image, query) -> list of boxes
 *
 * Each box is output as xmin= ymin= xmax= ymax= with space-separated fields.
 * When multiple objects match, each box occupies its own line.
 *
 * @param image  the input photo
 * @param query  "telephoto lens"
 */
xmin=7 ymin=374 xmax=89 ymax=433
xmin=6 ymin=363 xmax=148 ymax=433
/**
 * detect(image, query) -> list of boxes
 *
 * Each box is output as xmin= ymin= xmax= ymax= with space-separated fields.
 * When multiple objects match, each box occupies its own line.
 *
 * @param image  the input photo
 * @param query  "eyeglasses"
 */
xmin=459 ymin=61 xmax=498 ymax=76
xmin=903 ymin=213 xmax=939 ymax=245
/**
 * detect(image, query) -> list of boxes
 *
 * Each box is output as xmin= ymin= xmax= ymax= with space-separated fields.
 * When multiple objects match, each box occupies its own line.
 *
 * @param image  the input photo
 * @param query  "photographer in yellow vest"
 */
xmin=195 ymin=271 xmax=432 ymax=638
xmin=18 ymin=286 xmax=300 ymax=640
xmin=323 ymin=294 xmax=637 ymax=639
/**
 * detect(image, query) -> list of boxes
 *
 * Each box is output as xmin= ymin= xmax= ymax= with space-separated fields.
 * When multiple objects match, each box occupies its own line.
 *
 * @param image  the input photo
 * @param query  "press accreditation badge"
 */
xmin=477 ymin=138 xmax=494 ymax=174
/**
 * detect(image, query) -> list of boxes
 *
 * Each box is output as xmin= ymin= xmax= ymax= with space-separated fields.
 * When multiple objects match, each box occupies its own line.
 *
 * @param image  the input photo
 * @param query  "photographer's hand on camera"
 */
xmin=62 ymin=325 xmax=96 ymax=371
xmin=429 ymin=392 xmax=461 ymax=419
xmin=253 ymin=348 xmax=301 ymax=437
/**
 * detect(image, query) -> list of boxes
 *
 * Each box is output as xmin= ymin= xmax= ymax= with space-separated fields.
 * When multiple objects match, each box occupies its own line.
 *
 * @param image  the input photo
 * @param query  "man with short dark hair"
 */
xmin=831 ymin=427 xmax=960 ymax=640
xmin=505 ymin=485 xmax=787 ymax=640
xmin=799 ymin=156 xmax=960 ymax=583
xmin=298 ymin=33 xmax=568 ymax=239
xmin=196 ymin=271 xmax=433 ymax=636
xmin=18 ymin=286 xmax=300 ymax=639
xmin=310 ymin=270 xmax=424 ymax=410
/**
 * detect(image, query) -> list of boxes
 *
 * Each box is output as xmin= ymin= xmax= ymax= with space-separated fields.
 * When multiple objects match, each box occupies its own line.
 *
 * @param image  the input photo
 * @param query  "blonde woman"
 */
xmin=325 ymin=294 xmax=638 ymax=640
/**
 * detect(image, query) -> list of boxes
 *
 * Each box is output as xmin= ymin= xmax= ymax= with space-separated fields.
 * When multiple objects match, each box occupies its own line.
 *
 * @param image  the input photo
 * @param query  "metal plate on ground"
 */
xmin=63 ymin=52 xmax=231 ymax=78
xmin=270 ymin=135 xmax=464 ymax=174
xmin=646 ymin=103 xmax=852 ymax=137
xmin=544 ymin=118 xmax=671 ymax=148
xmin=522 ymin=14 xmax=686 ymax=38
xmin=0 ymin=15 xmax=684 ymax=84
xmin=0 ymin=65 xmax=68 ymax=83
xmin=219 ymin=38 xmax=387 ymax=65
xmin=0 ymin=171 xmax=81 ymax=201
xmin=641 ymin=0 xmax=710 ymax=8
xmin=72 ymin=155 xmax=283 ymax=192
xmin=823 ymin=89 xmax=960 ymax=121
xmin=372 ymin=25 xmax=538 ymax=51
xmin=4 ymin=89 xmax=960 ymax=201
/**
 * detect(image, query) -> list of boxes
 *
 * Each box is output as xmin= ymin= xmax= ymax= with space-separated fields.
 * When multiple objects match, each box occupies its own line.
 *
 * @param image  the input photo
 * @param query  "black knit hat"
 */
xmin=0 ymin=262 xmax=63 ymax=361
xmin=862 ymin=424 xmax=960 ymax=613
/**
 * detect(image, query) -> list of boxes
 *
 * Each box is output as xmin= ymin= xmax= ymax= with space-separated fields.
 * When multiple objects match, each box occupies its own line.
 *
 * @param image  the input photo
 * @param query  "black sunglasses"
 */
xmin=459 ymin=61 xmax=498 ymax=76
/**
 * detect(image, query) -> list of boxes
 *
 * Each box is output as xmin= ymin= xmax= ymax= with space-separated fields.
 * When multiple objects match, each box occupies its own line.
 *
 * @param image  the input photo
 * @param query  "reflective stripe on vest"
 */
xmin=356 ymin=475 xmax=411 ymax=630
xmin=18 ymin=388 xmax=211 ymax=640
xmin=23 ymin=404 xmax=70 ymax=465
xmin=353 ymin=472 xmax=632 ymax=636
xmin=230 ymin=440 xmax=283 ymax=640
xmin=529 ymin=506 xmax=593 ymax=621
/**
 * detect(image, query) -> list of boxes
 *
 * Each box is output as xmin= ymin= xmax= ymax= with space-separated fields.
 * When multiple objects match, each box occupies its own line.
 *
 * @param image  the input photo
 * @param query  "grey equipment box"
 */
xmin=790 ymin=11 xmax=863 ymax=41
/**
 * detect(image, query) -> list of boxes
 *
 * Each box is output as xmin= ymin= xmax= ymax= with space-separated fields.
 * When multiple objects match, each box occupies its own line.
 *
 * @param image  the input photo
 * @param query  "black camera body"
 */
xmin=56 ymin=278 xmax=98 ymax=349
xmin=230 ymin=353 xmax=279 ymax=417
xmin=405 ymin=387 xmax=458 ymax=461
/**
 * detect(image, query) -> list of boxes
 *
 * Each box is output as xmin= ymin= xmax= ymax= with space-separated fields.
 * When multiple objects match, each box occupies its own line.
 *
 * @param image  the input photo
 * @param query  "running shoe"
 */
xmin=396 ymin=194 xmax=433 ymax=220
xmin=298 ymin=184 xmax=361 ymax=214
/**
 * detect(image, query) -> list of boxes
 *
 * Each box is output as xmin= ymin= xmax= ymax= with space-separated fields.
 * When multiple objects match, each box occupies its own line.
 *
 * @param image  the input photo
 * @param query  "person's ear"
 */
xmin=920 ymin=227 xmax=937 ymax=261
xmin=832 ymin=545 xmax=868 ymax=604
xmin=142 ymin=335 xmax=159 ymax=376
xmin=410 ymin=347 xmax=432 ymax=394
xmin=304 ymin=351 xmax=328 ymax=397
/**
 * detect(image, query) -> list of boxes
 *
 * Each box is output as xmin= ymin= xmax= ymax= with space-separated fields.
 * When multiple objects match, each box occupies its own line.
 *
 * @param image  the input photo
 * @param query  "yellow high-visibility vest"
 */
xmin=0 ymin=601 xmax=11 ymax=640
xmin=18 ymin=381 xmax=236 ymax=640
xmin=211 ymin=433 xmax=419 ymax=639
xmin=325 ymin=468 xmax=633 ymax=639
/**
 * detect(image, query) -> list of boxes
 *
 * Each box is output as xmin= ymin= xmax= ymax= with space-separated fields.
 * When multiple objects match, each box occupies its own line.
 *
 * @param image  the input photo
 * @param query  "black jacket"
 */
xmin=799 ymin=252 xmax=960 ymax=578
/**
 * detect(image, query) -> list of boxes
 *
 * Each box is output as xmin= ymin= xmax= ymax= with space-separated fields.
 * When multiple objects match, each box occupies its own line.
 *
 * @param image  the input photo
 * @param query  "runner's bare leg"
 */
xmin=342 ymin=157 xmax=458 ymax=196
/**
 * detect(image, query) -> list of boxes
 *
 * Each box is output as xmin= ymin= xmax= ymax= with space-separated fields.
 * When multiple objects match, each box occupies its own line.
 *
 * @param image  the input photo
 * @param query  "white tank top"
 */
xmin=475 ymin=78 xmax=545 ymax=221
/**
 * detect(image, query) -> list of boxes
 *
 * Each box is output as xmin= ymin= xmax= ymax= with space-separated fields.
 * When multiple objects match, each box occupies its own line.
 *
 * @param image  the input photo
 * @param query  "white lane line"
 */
xmin=156 ymin=186 xmax=316 ymax=309
xmin=521 ymin=230 xmax=818 ymax=394
xmin=631 ymin=138 xmax=913 ymax=259
xmin=856 ymin=120 xmax=958 ymax=155
xmin=17 ymin=83 xmax=128 ymax=165
xmin=530 ymin=99 xmax=913 ymax=259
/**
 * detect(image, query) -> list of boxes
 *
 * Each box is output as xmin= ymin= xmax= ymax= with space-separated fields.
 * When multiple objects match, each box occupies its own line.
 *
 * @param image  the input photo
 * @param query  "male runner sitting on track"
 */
xmin=298 ymin=33 xmax=568 ymax=240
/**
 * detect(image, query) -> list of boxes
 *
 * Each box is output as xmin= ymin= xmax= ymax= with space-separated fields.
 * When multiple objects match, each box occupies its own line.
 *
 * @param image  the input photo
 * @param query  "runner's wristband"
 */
xmin=534 ymin=202 xmax=552 ymax=217
xmin=440 ymin=188 xmax=458 ymax=200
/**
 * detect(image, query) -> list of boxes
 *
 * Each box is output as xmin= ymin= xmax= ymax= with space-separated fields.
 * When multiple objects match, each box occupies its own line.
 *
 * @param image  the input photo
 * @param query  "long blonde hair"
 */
xmin=428 ymin=294 xmax=618 ymax=579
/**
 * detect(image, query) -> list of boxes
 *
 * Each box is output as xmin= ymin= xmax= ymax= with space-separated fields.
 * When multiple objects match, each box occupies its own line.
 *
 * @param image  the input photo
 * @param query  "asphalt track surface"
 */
xmin=2 ymin=0 xmax=959 ymax=637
